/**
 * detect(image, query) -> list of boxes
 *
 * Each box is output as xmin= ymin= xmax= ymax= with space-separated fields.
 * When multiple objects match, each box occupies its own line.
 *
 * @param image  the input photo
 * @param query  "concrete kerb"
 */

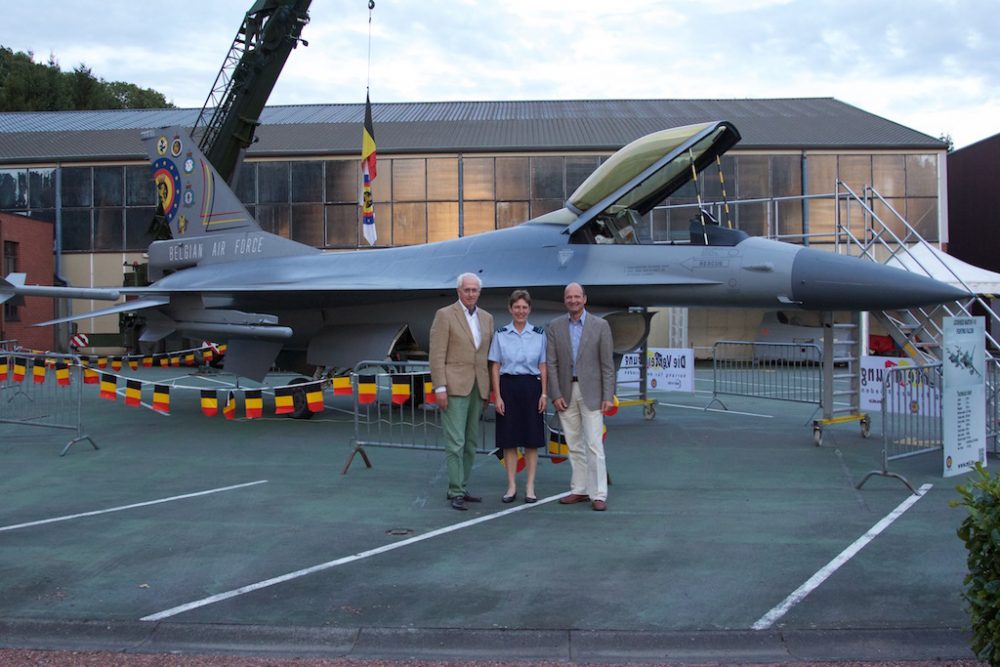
xmin=0 ymin=619 xmax=978 ymax=663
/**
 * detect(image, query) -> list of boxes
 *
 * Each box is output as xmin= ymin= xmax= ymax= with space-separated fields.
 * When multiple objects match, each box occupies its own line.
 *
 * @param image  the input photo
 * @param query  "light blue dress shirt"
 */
xmin=488 ymin=322 xmax=546 ymax=375
xmin=568 ymin=310 xmax=587 ymax=376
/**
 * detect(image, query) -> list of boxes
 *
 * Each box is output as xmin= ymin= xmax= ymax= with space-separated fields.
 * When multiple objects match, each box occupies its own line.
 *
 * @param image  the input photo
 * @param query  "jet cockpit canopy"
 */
xmin=564 ymin=120 xmax=741 ymax=245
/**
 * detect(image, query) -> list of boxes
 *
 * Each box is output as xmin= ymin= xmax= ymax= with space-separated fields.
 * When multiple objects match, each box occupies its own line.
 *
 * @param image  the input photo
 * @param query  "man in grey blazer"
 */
xmin=430 ymin=273 xmax=495 ymax=510
xmin=546 ymin=282 xmax=615 ymax=511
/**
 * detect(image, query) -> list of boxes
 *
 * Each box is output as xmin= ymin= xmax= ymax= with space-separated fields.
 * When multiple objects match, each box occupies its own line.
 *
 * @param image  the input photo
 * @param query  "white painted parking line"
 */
xmin=657 ymin=401 xmax=774 ymax=418
xmin=0 ymin=480 xmax=268 ymax=533
xmin=751 ymin=483 xmax=932 ymax=630
xmin=141 ymin=492 xmax=564 ymax=621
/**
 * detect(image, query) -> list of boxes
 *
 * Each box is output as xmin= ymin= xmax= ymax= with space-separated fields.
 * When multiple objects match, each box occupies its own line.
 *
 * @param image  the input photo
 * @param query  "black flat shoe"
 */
xmin=502 ymin=493 xmax=517 ymax=503
xmin=525 ymin=496 xmax=537 ymax=504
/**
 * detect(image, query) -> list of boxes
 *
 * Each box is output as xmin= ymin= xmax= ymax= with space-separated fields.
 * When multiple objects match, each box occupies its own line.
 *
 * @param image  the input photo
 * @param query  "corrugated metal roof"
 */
xmin=0 ymin=98 xmax=945 ymax=164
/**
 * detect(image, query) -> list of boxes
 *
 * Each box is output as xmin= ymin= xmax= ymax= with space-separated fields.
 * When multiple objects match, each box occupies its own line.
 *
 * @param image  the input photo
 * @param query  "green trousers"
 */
xmin=442 ymin=380 xmax=483 ymax=498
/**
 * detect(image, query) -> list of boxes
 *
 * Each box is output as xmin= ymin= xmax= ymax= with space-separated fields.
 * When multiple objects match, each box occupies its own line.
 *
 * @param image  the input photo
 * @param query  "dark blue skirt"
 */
xmin=496 ymin=374 xmax=545 ymax=449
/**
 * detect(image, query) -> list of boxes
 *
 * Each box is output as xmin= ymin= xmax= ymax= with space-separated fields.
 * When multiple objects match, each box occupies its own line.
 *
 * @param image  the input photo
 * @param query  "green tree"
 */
xmin=0 ymin=46 xmax=173 ymax=111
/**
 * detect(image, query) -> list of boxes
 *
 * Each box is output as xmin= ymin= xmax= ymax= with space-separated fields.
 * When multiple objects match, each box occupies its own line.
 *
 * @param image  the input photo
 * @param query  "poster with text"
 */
xmin=859 ymin=356 xmax=939 ymax=416
xmin=617 ymin=348 xmax=694 ymax=393
xmin=942 ymin=316 xmax=987 ymax=477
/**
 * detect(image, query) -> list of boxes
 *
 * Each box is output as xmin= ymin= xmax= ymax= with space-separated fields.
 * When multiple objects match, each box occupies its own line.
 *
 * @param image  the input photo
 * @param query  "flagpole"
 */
xmin=361 ymin=0 xmax=378 ymax=246
xmin=367 ymin=0 xmax=374 ymax=94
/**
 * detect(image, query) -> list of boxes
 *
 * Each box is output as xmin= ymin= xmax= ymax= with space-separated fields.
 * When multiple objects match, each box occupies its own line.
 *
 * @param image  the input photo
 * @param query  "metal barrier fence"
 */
xmin=341 ymin=360 xmax=575 ymax=474
xmin=0 ymin=352 xmax=97 ymax=456
xmin=708 ymin=341 xmax=823 ymax=410
xmin=856 ymin=363 xmax=942 ymax=493
xmin=343 ymin=360 xmax=495 ymax=473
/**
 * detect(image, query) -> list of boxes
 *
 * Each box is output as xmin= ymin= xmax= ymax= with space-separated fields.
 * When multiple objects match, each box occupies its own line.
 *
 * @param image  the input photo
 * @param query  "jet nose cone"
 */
xmin=791 ymin=247 xmax=971 ymax=310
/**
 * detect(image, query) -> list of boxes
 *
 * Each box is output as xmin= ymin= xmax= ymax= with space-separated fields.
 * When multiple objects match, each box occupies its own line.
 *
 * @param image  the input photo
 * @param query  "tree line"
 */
xmin=0 ymin=46 xmax=173 ymax=111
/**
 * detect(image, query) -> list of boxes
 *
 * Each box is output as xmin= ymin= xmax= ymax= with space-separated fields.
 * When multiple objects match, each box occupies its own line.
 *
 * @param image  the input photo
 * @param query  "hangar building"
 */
xmin=0 ymin=98 xmax=948 ymax=354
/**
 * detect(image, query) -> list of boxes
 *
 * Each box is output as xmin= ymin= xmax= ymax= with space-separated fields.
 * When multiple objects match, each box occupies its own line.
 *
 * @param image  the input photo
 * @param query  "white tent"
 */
xmin=885 ymin=244 xmax=1000 ymax=296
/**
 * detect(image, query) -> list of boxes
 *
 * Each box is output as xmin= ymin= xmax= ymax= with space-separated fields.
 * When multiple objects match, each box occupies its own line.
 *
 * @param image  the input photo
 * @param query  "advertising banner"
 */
xmin=617 ymin=348 xmax=694 ymax=393
xmin=860 ymin=356 xmax=939 ymax=416
xmin=942 ymin=316 xmax=987 ymax=477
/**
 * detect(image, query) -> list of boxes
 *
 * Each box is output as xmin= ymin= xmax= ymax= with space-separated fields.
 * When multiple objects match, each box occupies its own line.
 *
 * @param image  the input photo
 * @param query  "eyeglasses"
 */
xmin=460 ymin=288 xmax=481 ymax=294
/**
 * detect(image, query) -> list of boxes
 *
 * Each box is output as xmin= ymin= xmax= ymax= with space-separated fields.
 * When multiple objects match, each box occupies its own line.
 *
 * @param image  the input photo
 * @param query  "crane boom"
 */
xmin=192 ymin=0 xmax=312 ymax=184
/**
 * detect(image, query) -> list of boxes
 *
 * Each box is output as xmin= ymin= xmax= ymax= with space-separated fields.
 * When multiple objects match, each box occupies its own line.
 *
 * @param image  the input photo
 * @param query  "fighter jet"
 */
xmin=1 ymin=120 xmax=969 ymax=380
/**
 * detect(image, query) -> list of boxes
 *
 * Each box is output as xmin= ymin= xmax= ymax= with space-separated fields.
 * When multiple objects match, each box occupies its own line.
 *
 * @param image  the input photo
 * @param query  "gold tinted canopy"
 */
xmin=566 ymin=121 xmax=740 ymax=219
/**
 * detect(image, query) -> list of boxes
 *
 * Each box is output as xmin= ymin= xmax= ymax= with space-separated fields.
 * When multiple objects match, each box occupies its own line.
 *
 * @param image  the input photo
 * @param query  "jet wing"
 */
xmin=34 ymin=297 xmax=170 ymax=327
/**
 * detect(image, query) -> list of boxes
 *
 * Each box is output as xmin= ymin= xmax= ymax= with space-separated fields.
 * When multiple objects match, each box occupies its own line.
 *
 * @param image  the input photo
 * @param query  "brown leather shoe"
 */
xmin=591 ymin=499 xmax=607 ymax=511
xmin=559 ymin=493 xmax=590 ymax=505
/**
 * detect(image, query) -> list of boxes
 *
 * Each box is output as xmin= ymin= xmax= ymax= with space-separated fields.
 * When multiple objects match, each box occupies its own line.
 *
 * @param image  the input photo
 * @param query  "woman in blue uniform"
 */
xmin=488 ymin=289 xmax=548 ymax=503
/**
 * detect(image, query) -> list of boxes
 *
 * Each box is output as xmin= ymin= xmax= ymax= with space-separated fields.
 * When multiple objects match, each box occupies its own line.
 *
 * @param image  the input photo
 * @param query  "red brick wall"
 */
xmin=0 ymin=212 xmax=56 ymax=351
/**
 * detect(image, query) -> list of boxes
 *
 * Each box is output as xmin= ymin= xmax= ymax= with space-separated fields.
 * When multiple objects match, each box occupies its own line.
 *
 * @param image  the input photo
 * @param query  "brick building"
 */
xmin=0 ymin=212 xmax=55 ymax=351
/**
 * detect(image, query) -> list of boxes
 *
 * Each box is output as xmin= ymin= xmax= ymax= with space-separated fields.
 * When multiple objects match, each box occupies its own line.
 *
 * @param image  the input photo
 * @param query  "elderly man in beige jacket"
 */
xmin=429 ymin=273 xmax=494 ymax=510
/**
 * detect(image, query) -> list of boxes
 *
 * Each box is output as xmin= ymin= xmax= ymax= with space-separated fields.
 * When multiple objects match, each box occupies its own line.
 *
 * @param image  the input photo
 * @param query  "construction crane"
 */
xmin=192 ymin=0 xmax=312 ymax=185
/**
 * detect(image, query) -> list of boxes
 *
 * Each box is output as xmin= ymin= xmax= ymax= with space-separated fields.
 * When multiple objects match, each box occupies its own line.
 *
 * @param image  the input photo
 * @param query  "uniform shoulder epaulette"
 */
xmin=532 ymin=325 xmax=544 ymax=334
xmin=496 ymin=326 xmax=506 ymax=333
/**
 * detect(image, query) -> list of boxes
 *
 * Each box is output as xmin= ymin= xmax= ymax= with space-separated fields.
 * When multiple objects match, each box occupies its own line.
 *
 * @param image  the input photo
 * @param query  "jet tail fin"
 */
xmin=141 ymin=126 xmax=260 ymax=239
xmin=141 ymin=127 xmax=321 ymax=277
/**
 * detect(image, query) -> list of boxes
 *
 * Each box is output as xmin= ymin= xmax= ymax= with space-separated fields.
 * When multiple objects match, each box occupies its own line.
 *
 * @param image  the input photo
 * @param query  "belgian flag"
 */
xmin=32 ymin=356 xmax=46 ymax=384
xmin=170 ymin=355 xmax=181 ymax=367
xmin=332 ymin=375 xmax=352 ymax=396
xmin=201 ymin=345 xmax=214 ymax=363
xmin=97 ymin=356 xmax=108 ymax=369
xmin=274 ymin=386 xmax=295 ymax=414
xmin=124 ymin=379 xmax=142 ymax=407
xmin=547 ymin=428 xmax=568 ymax=464
xmin=99 ymin=373 xmax=117 ymax=401
xmin=602 ymin=394 xmax=620 ymax=417
xmin=142 ymin=356 xmax=153 ymax=368
xmin=184 ymin=352 xmax=196 ymax=366
xmin=55 ymin=361 xmax=70 ymax=387
xmin=159 ymin=355 xmax=169 ymax=368
xmin=497 ymin=447 xmax=526 ymax=472
xmin=82 ymin=366 xmax=99 ymax=384
xmin=12 ymin=357 xmax=26 ymax=382
xmin=152 ymin=384 xmax=170 ymax=414
xmin=306 ymin=383 xmax=324 ymax=412
xmin=391 ymin=374 xmax=411 ymax=405
xmin=361 ymin=91 xmax=377 ymax=246
xmin=217 ymin=344 xmax=227 ymax=356
xmin=356 ymin=375 xmax=377 ymax=404
xmin=0 ymin=356 xmax=7 ymax=381
xmin=127 ymin=357 xmax=139 ymax=371
xmin=245 ymin=389 xmax=263 ymax=419
xmin=200 ymin=389 xmax=218 ymax=417
xmin=111 ymin=357 xmax=122 ymax=371
xmin=223 ymin=390 xmax=236 ymax=420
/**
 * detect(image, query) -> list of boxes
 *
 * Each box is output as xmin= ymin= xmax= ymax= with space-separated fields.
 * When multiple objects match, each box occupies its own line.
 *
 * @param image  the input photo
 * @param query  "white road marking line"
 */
xmin=656 ymin=401 xmax=774 ymax=418
xmin=0 ymin=480 xmax=268 ymax=533
xmin=751 ymin=483 xmax=932 ymax=630
xmin=141 ymin=492 xmax=565 ymax=621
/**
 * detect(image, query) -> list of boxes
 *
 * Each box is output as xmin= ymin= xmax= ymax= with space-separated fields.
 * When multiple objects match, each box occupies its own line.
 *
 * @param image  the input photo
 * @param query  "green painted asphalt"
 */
xmin=0 ymin=366 xmax=984 ymax=662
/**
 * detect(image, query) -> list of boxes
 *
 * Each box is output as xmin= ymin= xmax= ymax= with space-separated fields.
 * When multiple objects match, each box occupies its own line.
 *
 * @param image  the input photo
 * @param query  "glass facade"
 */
xmin=0 ymin=149 xmax=942 ymax=253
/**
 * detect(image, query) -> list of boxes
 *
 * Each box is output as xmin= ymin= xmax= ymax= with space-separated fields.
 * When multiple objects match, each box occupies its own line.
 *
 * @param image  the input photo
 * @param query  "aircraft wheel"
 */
xmin=288 ymin=377 xmax=315 ymax=420
xmin=643 ymin=404 xmax=656 ymax=420
xmin=813 ymin=425 xmax=823 ymax=447
xmin=860 ymin=416 xmax=871 ymax=438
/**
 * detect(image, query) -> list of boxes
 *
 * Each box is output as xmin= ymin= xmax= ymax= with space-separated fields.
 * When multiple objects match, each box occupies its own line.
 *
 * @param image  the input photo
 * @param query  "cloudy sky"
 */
xmin=4 ymin=0 xmax=998 ymax=149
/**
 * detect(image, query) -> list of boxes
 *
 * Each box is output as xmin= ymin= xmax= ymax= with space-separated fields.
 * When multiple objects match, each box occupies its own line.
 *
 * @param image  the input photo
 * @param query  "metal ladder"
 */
xmin=832 ymin=181 xmax=1000 ymax=451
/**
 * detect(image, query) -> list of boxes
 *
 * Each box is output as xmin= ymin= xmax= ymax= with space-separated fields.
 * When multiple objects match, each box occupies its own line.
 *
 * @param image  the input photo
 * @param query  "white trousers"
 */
xmin=559 ymin=382 xmax=607 ymax=501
